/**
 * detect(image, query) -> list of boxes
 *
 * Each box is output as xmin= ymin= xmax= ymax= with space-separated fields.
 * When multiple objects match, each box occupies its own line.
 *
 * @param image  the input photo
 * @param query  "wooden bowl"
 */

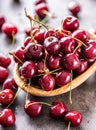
xmin=13 ymin=32 xmax=96 ymax=97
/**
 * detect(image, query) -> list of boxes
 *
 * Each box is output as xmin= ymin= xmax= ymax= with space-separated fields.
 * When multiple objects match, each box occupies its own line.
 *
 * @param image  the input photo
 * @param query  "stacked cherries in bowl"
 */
xmin=13 ymin=15 xmax=96 ymax=96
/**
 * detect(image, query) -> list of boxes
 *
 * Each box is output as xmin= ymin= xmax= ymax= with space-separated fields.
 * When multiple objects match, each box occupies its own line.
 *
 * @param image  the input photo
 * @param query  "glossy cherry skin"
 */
xmin=44 ymin=29 xmax=55 ymax=39
xmin=20 ymin=61 xmax=37 ymax=79
xmin=2 ymin=23 xmax=18 ymax=38
xmin=26 ymin=42 xmax=44 ymax=60
xmin=68 ymin=1 xmax=81 ymax=16
xmin=76 ymin=59 xmax=88 ymax=74
xmin=60 ymin=37 xmax=76 ymax=54
xmin=0 ymin=53 xmax=11 ymax=68
xmin=0 ymin=16 xmax=5 ymax=30
xmin=50 ymin=101 xmax=68 ymax=118
xmin=0 ymin=89 xmax=15 ymax=105
xmin=72 ymin=29 xmax=88 ymax=43
xmin=13 ymin=47 xmax=26 ymax=63
xmin=39 ymin=74 xmax=55 ymax=91
xmin=2 ymin=78 xmax=18 ymax=93
xmin=48 ymin=55 xmax=61 ymax=70
xmin=56 ymin=70 xmax=71 ymax=87
xmin=0 ymin=108 xmax=16 ymax=127
xmin=44 ymin=36 xmax=61 ymax=55
xmin=63 ymin=53 xmax=80 ymax=70
xmin=35 ymin=0 xmax=46 ymax=5
xmin=62 ymin=16 xmax=79 ymax=32
xmin=24 ymin=99 xmax=43 ymax=117
xmin=35 ymin=3 xmax=49 ymax=19
xmin=0 ymin=66 xmax=9 ymax=83
xmin=24 ymin=36 xmax=32 ymax=47
xmin=64 ymin=110 xmax=82 ymax=127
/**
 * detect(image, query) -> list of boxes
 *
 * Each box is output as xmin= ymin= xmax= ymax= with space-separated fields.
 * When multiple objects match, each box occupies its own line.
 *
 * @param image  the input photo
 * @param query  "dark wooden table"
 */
xmin=0 ymin=0 xmax=96 ymax=130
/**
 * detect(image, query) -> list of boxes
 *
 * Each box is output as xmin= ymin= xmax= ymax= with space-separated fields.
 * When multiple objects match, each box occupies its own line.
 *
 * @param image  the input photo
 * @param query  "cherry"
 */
xmin=86 ymin=40 xmax=96 ymax=47
xmin=62 ymin=16 xmax=79 ymax=32
xmin=0 ymin=66 xmax=9 ymax=83
xmin=76 ymin=59 xmax=88 ymax=74
xmin=55 ymin=28 xmax=65 ymax=40
xmin=35 ymin=0 xmax=46 ymax=5
xmin=25 ymin=42 xmax=44 ymax=60
xmin=20 ymin=60 xmax=37 ymax=79
xmin=35 ymin=3 xmax=49 ymax=19
xmin=72 ymin=29 xmax=88 ymax=43
xmin=39 ymin=74 xmax=55 ymax=91
xmin=0 ymin=89 xmax=15 ymax=105
xmin=24 ymin=36 xmax=31 ymax=47
xmin=60 ymin=37 xmax=76 ymax=54
xmin=0 ymin=53 xmax=11 ymax=68
xmin=2 ymin=78 xmax=18 ymax=93
xmin=44 ymin=36 xmax=61 ymax=55
xmin=48 ymin=55 xmax=61 ymax=70
xmin=68 ymin=1 xmax=81 ymax=16
xmin=12 ymin=46 xmax=26 ymax=63
xmin=2 ymin=23 xmax=18 ymax=38
xmin=0 ymin=16 xmax=5 ymax=30
xmin=24 ymin=99 xmax=43 ymax=117
xmin=44 ymin=29 xmax=55 ymax=39
xmin=64 ymin=110 xmax=82 ymax=127
xmin=0 ymin=108 xmax=16 ymax=127
xmin=50 ymin=101 xmax=68 ymax=118
xmin=63 ymin=53 xmax=80 ymax=70
xmin=83 ymin=43 xmax=96 ymax=59
xmin=25 ymin=25 xmax=38 ymax=36
xmin=56 ymin=70 xmax=71 ymax=87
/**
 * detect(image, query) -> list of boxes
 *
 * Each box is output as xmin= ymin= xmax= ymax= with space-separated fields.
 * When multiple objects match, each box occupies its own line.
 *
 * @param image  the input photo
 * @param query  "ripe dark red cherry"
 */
xmin=44 ymin=29 xmax=55 ymax=39
xmin=24 ymin=36 xmax=32 ymax=47
xmin=2 ymin=23 xmax=18 ymax=38
xmin=24 ymin=99 xmax=43 ymax=117
xmin=50 ymin=101 xmax=68 ymax=118
xmin=72 ymin=29 xmax=88 ymax=43
xmin=68 ymin=1 xmax=81 ymax=16
xmin=64 ymin=110 xmax=82 ymax=127
xmin=20 ymin=60 xmax=37 ymax=79
xmin=39 ymin=74 xmax=55 ymax=91
xmin=62 ymin=16 xmax=79 ymax=32
xmin=0 ymin=53 xmax=11 ymax=68
xmin=60 ymin=37 xmax=76 ymax=54
xmin=35 ymin=3 xmax=49 ymax=19
xmin=63 ymin=53 xmax=80 ymax=70
xmin=44 ymin=36 xmax=61 ymax=55
xmin=26 ymin=42 xmax=44 ymax=60
xmin=56 ymin=70 xmax=71 ymax=87
xmin=0 ymin=66 xmax=9 ymax=83
xmin=0 ymin=89 xmax=15 ymax=105
xmin=35 ymin=0 xmax=46 ymax=5
xmin=0 ymin=109 xmax=16 ymax=127
xmin=2 ymin=78 xmax=18 ymax=93
xmin=49 ymin=55 xmax=61 ymax=70
xmin=0 ymin=16 xmax=5 ymax=30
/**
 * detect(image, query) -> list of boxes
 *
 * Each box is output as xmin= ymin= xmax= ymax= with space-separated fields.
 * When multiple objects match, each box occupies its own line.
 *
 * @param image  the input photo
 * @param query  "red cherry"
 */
xmin=68 ymin=1 xmax=81 ymax=16
xmin=63 ymin=53 xmax=80 ymax=70
xmin=0 ymin=53 xmax=11 ymax=68
xmin=64 ymin=110 xmax=82 ymax=127
xmin=35 ymin=0 xmax=46 ymax=5
xmin=50 ymin=101 xmax=68 ymax=118
xmin=44 ymin=29 xmax=55 ymax=39
xmin=0 ymin=66 xmax=9 ymax=83
xmin=2 ymin=23 xmax=18 ymax=38
xmin=20 ymin=61 xmax=37 ymax=79
xmin=39 ymin=74 xmax=55 ymax=91
xmin=2 ymin=78 xmax=18 ymax=93
xmin=0 ymin=16 xmax=5 ymax=30
xmin=0 ymin=109 xmax=16 ymax=127
xmin=56 ymin=70 xmax=71 ymax=87
xmin=62 ymin=16 xmax=79 ymax=32
xmin=23 ymin=36 xmax=31 ymax=47
xmin=0 ymin=89 xmax=15 ymax=105
xmin=24 ymin=99 xmax=43 ymax=117
xmin=35 ymin=3 xmax=49 ymax=19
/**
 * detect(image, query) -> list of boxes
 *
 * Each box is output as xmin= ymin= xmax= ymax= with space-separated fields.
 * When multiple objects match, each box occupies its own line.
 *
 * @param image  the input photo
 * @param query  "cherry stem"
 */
xmin=69 ymin=70 xmax=73 ymax=105
xmin=25 ymin=79 xmax=31 ymax=104
xmin=42 ymin=10 xmax=56 ymax=19
xmin=24 ymin=8 xmax=49 ymax=30
xmin=9 ymin=52 xmax=23 ymax=64
xmin=6 ymin=83 xmax=25 ymax=108
xmin=68 ymin=121 xmax=71 ymax=130
xmin=25 ymin=101 xmax=52 ymax=109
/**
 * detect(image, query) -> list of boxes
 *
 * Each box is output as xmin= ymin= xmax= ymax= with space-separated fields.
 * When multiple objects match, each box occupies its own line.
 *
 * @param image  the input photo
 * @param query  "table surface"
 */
xmin=0 ymin=0 xmax=96 ymax=130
